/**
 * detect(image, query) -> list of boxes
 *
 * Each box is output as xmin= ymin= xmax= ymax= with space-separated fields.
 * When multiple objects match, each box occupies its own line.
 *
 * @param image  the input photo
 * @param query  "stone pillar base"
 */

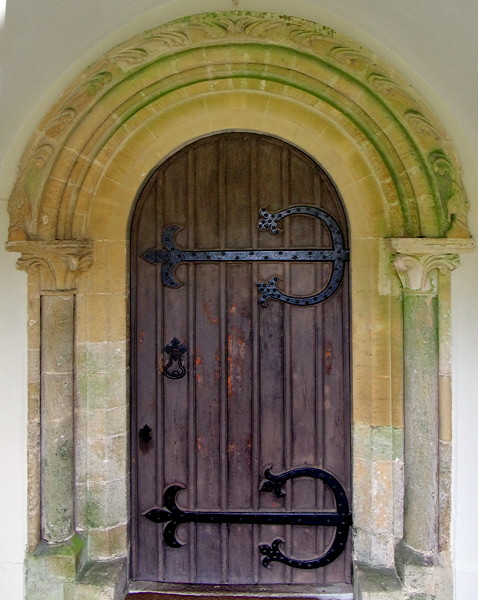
xmin=26 ymin=536 xmax=127 ymax=600
xmin=353 ymin=562 xmax=402 ymax=600
xmin=76 ymin=559 xmax=128 ymax=600
xmin=394 ymin=541 xmax=452 ymax=600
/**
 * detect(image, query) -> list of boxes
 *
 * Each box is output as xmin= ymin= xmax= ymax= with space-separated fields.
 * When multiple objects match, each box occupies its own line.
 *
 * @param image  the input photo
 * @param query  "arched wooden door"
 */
xmin=130 ymin=133 xmax=351 ymax=588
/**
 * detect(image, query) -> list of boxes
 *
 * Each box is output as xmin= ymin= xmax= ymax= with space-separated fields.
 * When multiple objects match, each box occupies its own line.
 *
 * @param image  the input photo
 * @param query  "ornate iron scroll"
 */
xmin=144 ymin=466 xmax=352 ymax=569
xmin=142 ymin=206 xmax=348 ymax=306
xmin=258 ymin=467 xmax=351 ymax=568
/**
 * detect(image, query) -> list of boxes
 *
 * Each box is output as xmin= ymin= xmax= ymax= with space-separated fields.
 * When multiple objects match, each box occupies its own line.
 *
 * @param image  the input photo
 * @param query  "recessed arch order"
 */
xmin=7 ymin=11 xmax=470 ymax=243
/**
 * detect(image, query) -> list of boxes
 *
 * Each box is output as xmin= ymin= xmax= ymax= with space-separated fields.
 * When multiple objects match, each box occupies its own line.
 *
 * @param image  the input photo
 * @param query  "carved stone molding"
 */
xmin=7 ymin=11 xmax=470 ymax=241
xmin=389 ymin=238 xmax=474 ymax=293
xmin=6 ymin=240 xmax=93 ymax=292
xmin=393 ymin=253 xmax=459 ymax=293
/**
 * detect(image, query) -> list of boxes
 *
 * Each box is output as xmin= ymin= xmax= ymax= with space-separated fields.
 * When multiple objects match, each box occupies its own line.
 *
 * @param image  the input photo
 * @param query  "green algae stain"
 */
xmin=84 ymin=500 xmax=103 ymax=529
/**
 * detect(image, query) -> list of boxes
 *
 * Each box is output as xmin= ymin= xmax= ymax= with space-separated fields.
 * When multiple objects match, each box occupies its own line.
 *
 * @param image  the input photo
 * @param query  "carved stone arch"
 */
xmin=6 ymin=11 xmax=474 ymax=600
xmin=7 ymin=11 xmax=469 ymax=243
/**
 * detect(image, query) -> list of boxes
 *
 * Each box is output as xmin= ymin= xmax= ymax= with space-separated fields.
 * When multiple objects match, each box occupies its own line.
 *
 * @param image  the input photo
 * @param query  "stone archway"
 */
xmin=6 ymin=11 xmax=473 ymax=600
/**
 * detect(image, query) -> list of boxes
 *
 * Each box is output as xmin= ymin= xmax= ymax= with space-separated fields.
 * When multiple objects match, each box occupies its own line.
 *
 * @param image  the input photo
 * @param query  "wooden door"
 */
xmin=130 ymin=133 xmax=351 ymax=587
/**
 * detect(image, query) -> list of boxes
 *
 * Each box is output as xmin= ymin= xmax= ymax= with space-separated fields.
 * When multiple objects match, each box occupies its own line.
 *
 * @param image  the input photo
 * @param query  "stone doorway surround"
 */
xmin=5 ymin=11 xmax=474 ymax=600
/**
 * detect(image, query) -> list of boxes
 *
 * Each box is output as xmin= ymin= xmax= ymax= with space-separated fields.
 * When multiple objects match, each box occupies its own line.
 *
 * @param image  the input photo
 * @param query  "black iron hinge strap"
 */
xmin=141 ymin=206 xmax=349 ymax=306
xmin=144 ymin=466 xmax=352 ymax=569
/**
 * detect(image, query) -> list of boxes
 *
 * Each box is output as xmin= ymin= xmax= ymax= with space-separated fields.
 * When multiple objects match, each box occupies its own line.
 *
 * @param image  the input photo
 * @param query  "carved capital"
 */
xmin=388 ymin=238 xmax=474 ymax=293
xmin=392 ymin=253 xmax=458 ymax=293
xmin=6 ymin=240 xmax=93 ymax=292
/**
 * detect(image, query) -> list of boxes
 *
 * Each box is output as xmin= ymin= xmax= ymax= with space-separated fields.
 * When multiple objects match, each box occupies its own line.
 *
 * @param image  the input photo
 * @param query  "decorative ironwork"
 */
xmin=258 ymin=467 xmax=351 ymax=568
xmin=257 ymin=274 xmax=342 ymax=307
xmin=142 ymin=206 xmax=348 ymax=306
xmin=144 ymin=466 xmax=352 ymax=569
xmin=256 ymin=206 xmax=347 ymax=306
xmin=163 ymin=337 xmax=187 ymax=379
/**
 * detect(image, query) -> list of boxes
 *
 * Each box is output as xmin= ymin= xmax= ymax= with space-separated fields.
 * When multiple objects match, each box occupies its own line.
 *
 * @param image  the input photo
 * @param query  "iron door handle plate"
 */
xmin=163 ymin=338 xmax=187 ymax=379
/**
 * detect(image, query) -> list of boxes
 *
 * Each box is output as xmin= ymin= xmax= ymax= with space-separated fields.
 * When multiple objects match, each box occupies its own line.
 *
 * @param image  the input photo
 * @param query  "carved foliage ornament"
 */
xmin=7 ymin=11 xmax=469 ymax=241
xmin=7 ymin=241 xmax=93 ymax=292
xmin=389 ymin=237 xmax=474 ymax=293
xmin=393 ymin=253 xmax=459 ymax=293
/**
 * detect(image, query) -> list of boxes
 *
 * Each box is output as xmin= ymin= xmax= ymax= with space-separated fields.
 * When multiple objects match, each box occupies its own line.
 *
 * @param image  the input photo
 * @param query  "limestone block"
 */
xmin=75 ymin=558 xmax=127 ymax=600
xmin=87 ymin=525 xmax=128 ymax=560
xmin=25 ymin=534 xmax=86 ymax=600
xmin=354 ymin=562 xmax=402 ymax=599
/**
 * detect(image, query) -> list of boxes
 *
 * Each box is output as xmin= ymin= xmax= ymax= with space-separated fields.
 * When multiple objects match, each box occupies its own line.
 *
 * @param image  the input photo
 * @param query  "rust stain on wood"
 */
xmin=203 ymin=301 xmax=218 ymax=324
xmin=324 ymin=342 xmax=333 ymax=374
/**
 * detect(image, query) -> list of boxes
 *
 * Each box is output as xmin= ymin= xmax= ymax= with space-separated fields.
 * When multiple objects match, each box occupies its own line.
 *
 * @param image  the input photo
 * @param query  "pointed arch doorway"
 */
xmin=130 ymin=133 xmax=352 ymax=592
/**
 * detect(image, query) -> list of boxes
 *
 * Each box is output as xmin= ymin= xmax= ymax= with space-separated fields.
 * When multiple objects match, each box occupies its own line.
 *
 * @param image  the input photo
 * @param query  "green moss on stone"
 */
xmin=354 ymin=423 xmax=404 ymax=461
xmin=84 ymin=500 xmax=103 ymax=529
xmin=97 ymin=40 xmax=436 ymax=236
xmin=33 ymin=534 xmax=84 ymax=558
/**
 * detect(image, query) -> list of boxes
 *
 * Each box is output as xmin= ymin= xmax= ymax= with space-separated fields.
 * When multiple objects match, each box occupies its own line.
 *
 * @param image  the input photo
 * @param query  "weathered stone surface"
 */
xmin=26 ymin=535 xmax=85 ymax=599
xmin=7 ymin=13 xmax=470 ymax=242
xmin=438 ymin=441 xmax=452 ymax=553
xmin=354 ymin=562 xmax=402 ymax=599
xmin=41 ymin=293 xmax=75 ymax=543
xmin=389 ymin=240 xmax=472 ymax=572
xmin=395 ymin=540 xmax=436 ymax=597
xmin=7 ymin=240 xmax=93 ymax=291
xmin=76 ymin=558 xmax=127 ymax=600
xmin=78 ymin=341 xmax=127 ymax=374
xmin=87 ymin=525 xmax=128 ymax=561
xmin=402 ymin=292 xmax=439 ymax=554
xmin=26 ymin=547 xmax=126 ymax=599
xmin=353 ymin=424 xmax=404 ymax=569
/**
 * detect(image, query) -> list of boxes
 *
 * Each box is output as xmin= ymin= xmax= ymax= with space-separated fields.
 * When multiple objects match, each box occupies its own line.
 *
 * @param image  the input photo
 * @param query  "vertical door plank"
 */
xmin=161 ymin=152 xmax=193 ymax=582
xmin=288 ymin=156 xmax=320 ymax=584
xmin=223 ymin=137 xmax=254 ymax=582
xmin=131 ymin=176 xmax=161 ymax=581
xmin=194 ymin=263 xmax=223 ymax=582
xmin=255 ymin=139 xmax=288 ymax=583
xmin=192 ymin=139 xmax=224 ymax=582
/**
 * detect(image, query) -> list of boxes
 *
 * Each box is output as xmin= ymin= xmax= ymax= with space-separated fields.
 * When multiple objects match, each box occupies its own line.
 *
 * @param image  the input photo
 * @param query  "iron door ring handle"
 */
xmin=163 ymin=338 xmax=187 ymax=379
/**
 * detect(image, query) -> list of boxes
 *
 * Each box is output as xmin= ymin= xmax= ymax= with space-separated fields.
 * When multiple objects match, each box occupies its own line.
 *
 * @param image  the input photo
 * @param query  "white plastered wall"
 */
xmin=0 ymin=204 xmax=27 ymax=595
xmin=1 ymin=1 xmax=477 ymax=598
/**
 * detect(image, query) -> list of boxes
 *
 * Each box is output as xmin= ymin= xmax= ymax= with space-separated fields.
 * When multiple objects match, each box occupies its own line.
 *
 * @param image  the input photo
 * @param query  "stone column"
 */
xmin=8 ymin=240 xmax=93 ymax=544
xmin=40 ymin=291 xmax=76 ymax=542
xmin=390 ymin=238 xmax=471 ymax=561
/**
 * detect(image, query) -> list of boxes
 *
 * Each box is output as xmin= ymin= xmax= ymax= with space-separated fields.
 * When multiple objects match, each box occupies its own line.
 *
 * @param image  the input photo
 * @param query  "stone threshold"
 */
xmin=127 ymin=564 xmax=403 ymax=600
xmin=127 ymin=582 xmax=353 ymax=599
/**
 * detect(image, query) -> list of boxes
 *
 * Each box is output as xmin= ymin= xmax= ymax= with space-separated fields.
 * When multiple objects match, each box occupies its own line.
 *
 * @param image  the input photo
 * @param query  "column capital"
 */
xmin=388 ymin=237 xmax=474 ymax=293
xmin=6 ymin=240 xmax=93 ymax=293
